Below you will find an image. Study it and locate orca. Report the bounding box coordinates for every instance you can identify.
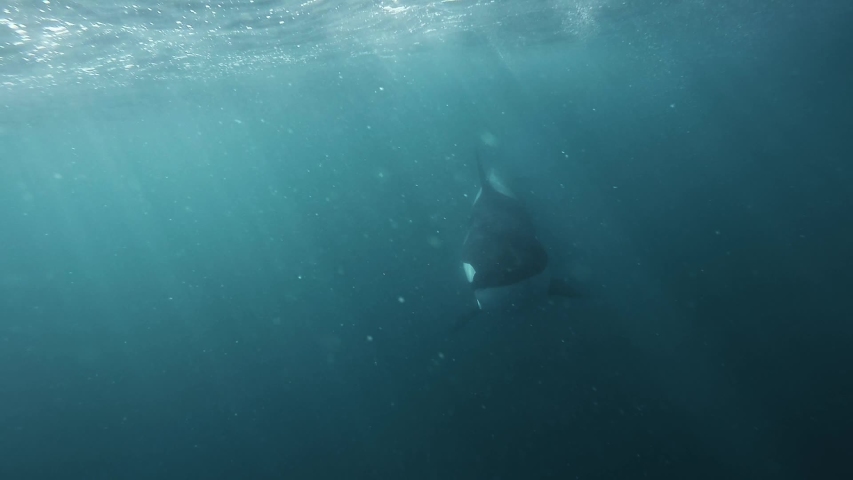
[455,151,578,329]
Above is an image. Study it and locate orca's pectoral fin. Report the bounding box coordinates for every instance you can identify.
[450,307,482,334]
[548,277,584,299]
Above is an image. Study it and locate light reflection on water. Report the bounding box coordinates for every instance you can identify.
[0,0,605,92]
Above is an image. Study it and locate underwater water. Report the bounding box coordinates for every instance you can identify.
[1,0,852,478]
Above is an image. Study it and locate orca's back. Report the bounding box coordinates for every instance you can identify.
[462,156,549,291]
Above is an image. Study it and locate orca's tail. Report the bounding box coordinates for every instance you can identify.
[548,277,584,298]
[475,148,488,188]
[450,307,481,334]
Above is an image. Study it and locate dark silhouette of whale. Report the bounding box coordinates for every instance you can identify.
[456,151,578,327]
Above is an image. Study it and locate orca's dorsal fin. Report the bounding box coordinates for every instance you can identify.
[474,149,516,200]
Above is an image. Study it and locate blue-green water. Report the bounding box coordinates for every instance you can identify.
[1,1,852,478]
